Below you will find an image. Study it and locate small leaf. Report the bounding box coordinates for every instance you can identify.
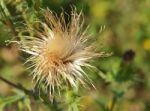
[0,95,23,111]
[24,97,32,111]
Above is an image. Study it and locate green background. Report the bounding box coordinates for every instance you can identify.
[0,0,150,111]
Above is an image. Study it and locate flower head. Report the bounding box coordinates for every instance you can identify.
[17,9,104,97]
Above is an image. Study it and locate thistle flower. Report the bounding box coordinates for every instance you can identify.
[17,9,105,98]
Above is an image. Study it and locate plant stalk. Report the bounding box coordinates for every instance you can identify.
[0,76,63,111]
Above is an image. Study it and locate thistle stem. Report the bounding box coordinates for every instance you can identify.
[0,76,32,94]
[0,76,63,111]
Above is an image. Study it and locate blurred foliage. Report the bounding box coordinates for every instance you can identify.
[0,0,150,111]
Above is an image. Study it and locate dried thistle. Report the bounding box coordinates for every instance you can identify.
[15,9,105,98]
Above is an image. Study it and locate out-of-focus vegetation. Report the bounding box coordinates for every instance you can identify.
[0,0,150,111]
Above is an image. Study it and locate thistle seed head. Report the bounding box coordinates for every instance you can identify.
[17,9,105,98]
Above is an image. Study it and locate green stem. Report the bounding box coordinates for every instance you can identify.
[0,4,18,36]
[0,76,32,95]
[109,96,117,111]
[0,76,63,111]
